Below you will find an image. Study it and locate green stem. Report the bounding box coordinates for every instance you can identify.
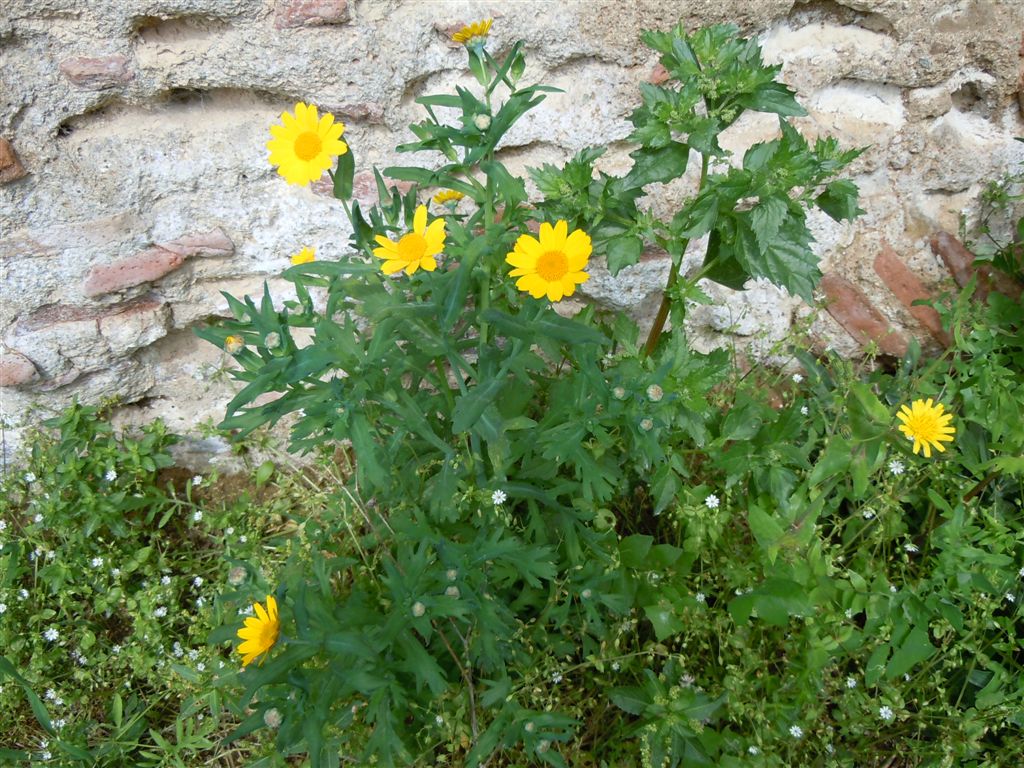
[643,154,710,356]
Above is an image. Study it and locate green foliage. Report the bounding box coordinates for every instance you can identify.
[190,19,1023,768]
[0,403,282,766]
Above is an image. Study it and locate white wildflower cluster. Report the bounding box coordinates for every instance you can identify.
[491,489,507,506]
[43,627,59,642]
[104,469,118,482]
[888,459,905,476]
[789,724,803,739]
[192,475,203,487]
[90,556,104,568]
[153,606,168,618]
[879,705,894,722]
[705,494,720,510]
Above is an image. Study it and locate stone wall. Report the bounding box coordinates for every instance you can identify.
[2,0,1023,464]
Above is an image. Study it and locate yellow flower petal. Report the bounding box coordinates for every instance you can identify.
[267,102,347,187]
[506,221,591,302]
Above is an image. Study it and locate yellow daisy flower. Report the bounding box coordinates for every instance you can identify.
[452,18,492,46]
[432,189,465,205]
[290,246,315,265]
[224,335,244,354]
[896,398,956,458]
[506,220,591,302]
[236,595,280,667]
[267,102,347,186]
[373,205,446,275]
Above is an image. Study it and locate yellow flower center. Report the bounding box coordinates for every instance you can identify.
[397,232,427,261]
[293,131,323,161]
[536,250,569,282]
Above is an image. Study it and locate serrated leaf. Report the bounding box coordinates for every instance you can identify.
[604,234,643,275]
[609,686,648,715]
[815,179,863,222]
[750,196,788,250]
[619,534,653,569]
[623,142,690,189]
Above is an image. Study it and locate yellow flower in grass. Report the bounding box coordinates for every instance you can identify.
[237,595,280,667]
[373,205,446,275]
[452,18,492,46]
[896,398,956,458]
[290,246,315,265]
[267,102,347,186]
[506,220,591,302]
[432,189,465,205]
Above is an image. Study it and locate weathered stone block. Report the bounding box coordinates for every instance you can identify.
[274,0,349,29]
[0,349,39,387]
[59,55,133,89]
[820,273,909,357]
[0,138,27,183]
[83,247,184,298]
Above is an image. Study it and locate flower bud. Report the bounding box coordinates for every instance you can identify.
[639,418,654,432]
[646,384,664,402]
[473,113,491,131]
[263,708,282,729]
[224,335,244,354]
[446,568,458,581]
[263,332,281,350]
[612,386,626,400]
[227,566,247,586]
[412,601,426,617]
[445,586,460,599]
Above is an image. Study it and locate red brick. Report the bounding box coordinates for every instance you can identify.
[0,138,27,184]
[160,228,234,258]
[275,0,349,28]
[83,247,183,298]
[59,55,133,89]
[873,243,951,347]
[820,273,909,357]
[0,349,38,387]
[930,231,1023,302]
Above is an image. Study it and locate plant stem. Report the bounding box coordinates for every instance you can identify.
[643,154,710,356]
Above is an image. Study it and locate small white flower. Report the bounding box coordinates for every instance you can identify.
[862,508,875,520]
[611,661,620,671]
[800,405,809,415]
[225,527,235,535]
[160,575,171,585]
[192,576,203,587]
[1005,593,1015,603]
[104,469,117,482]
[551,672,563,684]
[53,718,66,729]
[1019,566,1024,578]
[111,568,121,577]
[846,677,857,689]
[789,724,803,739]
[826,743,835,755]
[903,673,911,681]
[188,649,199,660]
[0,520,6,531]
[153,606,167,618]
[435,714,444,726]
[173,642,184,658]
[197,662,205,672]
[33,513,43,524]
[239,535,247,543]
[845,608,854,619]
[695,592,706,604]
[890,585,898,593]
[45,550,54,560]
[43,627,59,642]
[748,746,760,755]
[889,459,905,476]
[792,373,804,384]
[191,475,202,487]
[192,511,202,522]
[90,556,104,568]
[0,603,6,615]
[77,655,87,666]
[195,597,206,607]
[580,588,592,599]
[24,472,36,483]
[904,543,918,553]
[879,705,894,721]
[491,489,507,506]
[40,751,52,761]
[705,494,720,510]
[45,688,57,700]
[112,645,121,654]
[18,588,29,600]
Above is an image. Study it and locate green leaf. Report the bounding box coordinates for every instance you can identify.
[749,195,789,251]
[254,460,275,486]
[737,82,806,117]
[333,148,355,200]
[609,686,648,715]
[623,142,690,189]
[619,534,654,569]
[815,179,864,222]
[808,437,852,486]
[452,378,506,434]
[886,626,935,680]
[747,505,785,561]
[604,234,643,275]
[643,603,685,640]
[864,643,891,686]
